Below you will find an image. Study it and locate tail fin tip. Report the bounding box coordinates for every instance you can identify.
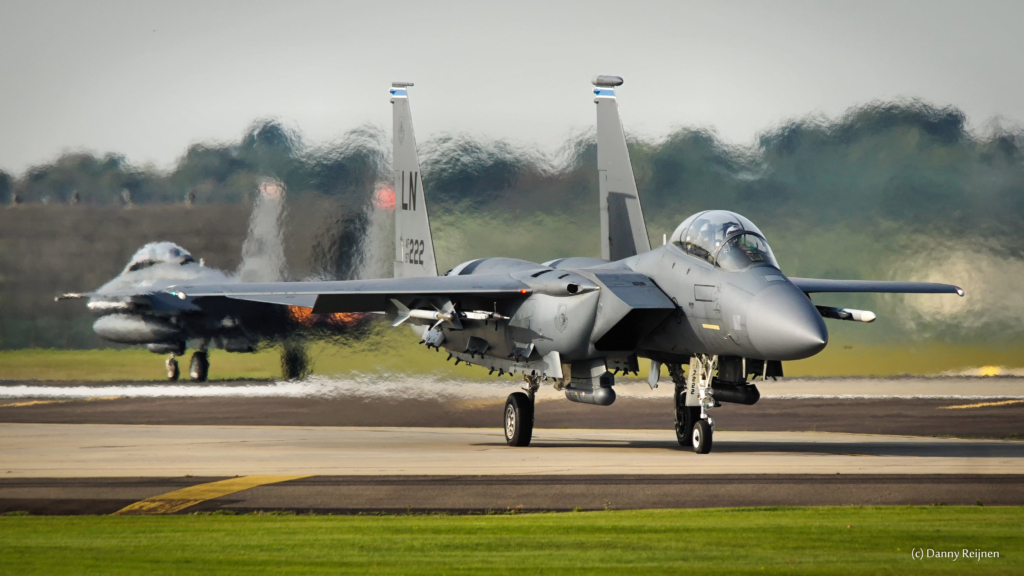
[592,75,624,87]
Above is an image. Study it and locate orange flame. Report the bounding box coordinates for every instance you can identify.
[287,306,365,329]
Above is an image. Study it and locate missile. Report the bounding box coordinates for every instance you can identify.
[460,310,510,322]
[816,306,876,323]
[391,306,453,327]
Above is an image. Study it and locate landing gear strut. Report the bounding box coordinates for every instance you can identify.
[670,355,718,454]
[669,364,699,447]
[165,354,180,381]
[189,351,209,382]
[504,375,540,447]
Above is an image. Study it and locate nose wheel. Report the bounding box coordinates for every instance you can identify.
[692,419,713,454]
[670,360,716,454]
[673,378,700,447]
[165,355,180,381]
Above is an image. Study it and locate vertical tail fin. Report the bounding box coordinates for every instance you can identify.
[391,83,438,278]
[593,76,651,261]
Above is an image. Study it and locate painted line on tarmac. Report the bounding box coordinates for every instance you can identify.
[941,399,1024,410]
[113,475,311,515]
[0,396,122,408]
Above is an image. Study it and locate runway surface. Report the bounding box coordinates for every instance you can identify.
[2,377,1022,514]
[6,423,1024,477]
[2,377,1023,438]
[3,474,1023,515]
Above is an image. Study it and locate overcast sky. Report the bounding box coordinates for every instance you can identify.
[1,0,1022,174]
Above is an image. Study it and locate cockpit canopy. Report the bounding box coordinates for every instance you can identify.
[669,210,779,270]
[121,242,196,275]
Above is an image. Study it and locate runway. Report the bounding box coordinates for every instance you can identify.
[4,424,1024,477]
[2,423,1024,514]
[2,377,1024,438]
[3,474,1023,515]
[2,377,1023,514]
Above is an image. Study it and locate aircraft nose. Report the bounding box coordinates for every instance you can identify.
[746,283,828,360]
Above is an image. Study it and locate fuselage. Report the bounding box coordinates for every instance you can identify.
[427,211,827,369]
[85,243,287,353]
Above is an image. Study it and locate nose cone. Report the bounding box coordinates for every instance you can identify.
[746,283,828,360]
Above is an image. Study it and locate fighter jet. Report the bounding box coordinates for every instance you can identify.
[57,182,364,381]
[167,79,963,453]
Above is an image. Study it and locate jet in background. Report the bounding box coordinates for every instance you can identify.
[58,181,364,381]
[169,80,963,453]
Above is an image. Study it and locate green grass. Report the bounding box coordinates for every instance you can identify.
[0,507,1020,575]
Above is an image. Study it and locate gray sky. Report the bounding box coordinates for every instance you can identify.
[1,0,1022,174]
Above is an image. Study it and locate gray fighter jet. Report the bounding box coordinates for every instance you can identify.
[167,79,963,453]
[57,182,359,381]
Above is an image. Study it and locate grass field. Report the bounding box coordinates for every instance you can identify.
[0,507,1019,575]
[1,335,1023,381]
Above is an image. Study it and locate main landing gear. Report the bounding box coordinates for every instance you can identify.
[189,351,209,382]
[504,375,540,447]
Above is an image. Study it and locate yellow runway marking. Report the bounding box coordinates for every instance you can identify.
[701,324,720,330]
[941,399,1024,410]
[113,475,311,515]
[0,396,122,408]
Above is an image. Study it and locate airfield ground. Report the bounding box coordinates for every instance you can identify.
[1,376,1022,573]
[0,376,1022,515]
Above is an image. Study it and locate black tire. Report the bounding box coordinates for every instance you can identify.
[692,419,713,454]
[504,392,534,447]
[166,358,180,381]
[674,386,700,447]
[189,351,209,382]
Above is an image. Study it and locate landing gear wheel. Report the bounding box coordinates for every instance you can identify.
[189,351,209,382]
[692,419,713,454]
[674,386,700,447]
[504,392,534,447]
[165,357,180,381]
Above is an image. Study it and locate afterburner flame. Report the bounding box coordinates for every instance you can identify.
[287,306,364,329]
[373,184,395,211]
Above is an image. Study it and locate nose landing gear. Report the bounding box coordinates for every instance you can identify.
[670,355,718,454]
[165,354,180,381]
[670,364,700,447]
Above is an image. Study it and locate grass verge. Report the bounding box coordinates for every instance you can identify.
[0,507,1021,575]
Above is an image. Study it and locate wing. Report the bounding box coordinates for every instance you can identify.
[57,289,205,313]
[789,278,964,296]
[167,275,533,313]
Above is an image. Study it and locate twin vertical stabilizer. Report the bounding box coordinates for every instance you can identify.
[593,76,651,261]
[391,83,438,278]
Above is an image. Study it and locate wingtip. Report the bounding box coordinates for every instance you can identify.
[956,287,965,297]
